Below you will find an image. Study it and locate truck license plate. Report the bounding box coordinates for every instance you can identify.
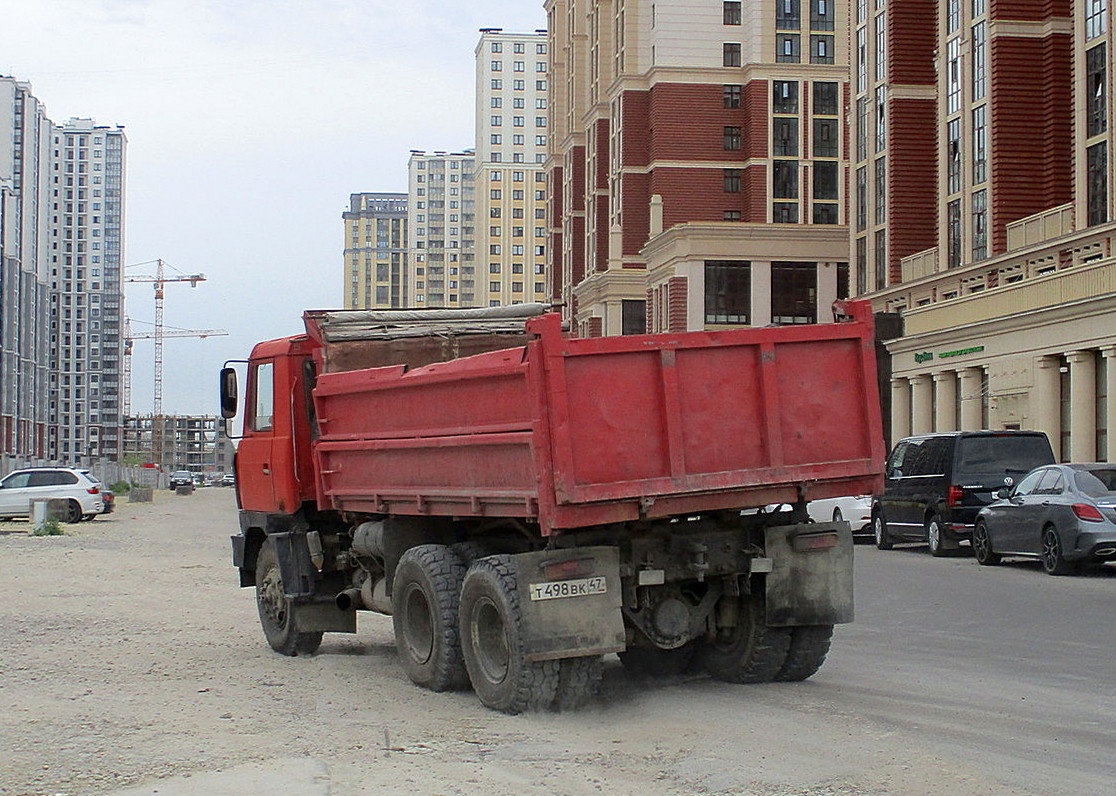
[529,576,607,601]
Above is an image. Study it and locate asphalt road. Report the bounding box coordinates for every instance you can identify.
[2,490,1113,795]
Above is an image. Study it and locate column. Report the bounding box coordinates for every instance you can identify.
[910,374,933,436]
[958,367,984,431]
[891,378,912,445]
[816,262,839,323]
[933,371,958,432]
[1032,355,1062,459]
[750,261,772,326]
[1105,348,1116,462]
[1068,350,1096,462]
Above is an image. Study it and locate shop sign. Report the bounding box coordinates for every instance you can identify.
[914,345,985,364]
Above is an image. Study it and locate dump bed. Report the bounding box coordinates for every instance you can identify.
[310,303,885,534]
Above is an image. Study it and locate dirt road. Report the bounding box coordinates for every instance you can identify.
[0,488,1078,795]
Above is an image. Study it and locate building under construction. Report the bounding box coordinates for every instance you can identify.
[122,414,234,475]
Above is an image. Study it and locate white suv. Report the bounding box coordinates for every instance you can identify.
[0,467,105,523]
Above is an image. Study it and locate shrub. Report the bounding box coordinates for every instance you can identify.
[110,480,132,495]
[33,518,65,537]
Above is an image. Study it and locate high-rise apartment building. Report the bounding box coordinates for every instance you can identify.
[0,77,54,460]
[475,29,552,307]
[858,1,1116,461]
[546,0,851,336]
[50,119,127,462]
[342,192,408,309]
[407,150,477,306]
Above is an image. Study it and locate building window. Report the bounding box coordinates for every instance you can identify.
[724,1,742,25]
[773,161,798,198]
[723,43,742,67]
[972,105,987,184]
[491,60,502,71]
[972,189,987,261]
[1086,0,1107,39]
[771,262,817,324]
[856,98,868,161]
[622,300,647,335]
[946,37,962,114]
[875,14,886,81]
[811,0,834,31]
[874,158,886,225]
[724,210,742,221]
[856,28,867,93]
[723,168,742,192]
[773,202,799,223]
[491,42,502,53]
[810,35,834,64]
[1088,142,1108,226]
[813,161,838,200]
[947,0,961,32]
[1088,44,1107,138]
[705,260,751,324]
[773,80,798,113]
[814,118,838,157]
[856,167,867,231]
[875,86,886,151]
[874,231,887,289]
[774,118,798,156]
[856,237,867,294]
[972,21,987,100]
[813,82,838,115]
[947,199,962,269]
[776,34,801,63]
[776,0,801,29]
[813,203,839,224]
[724,84,742,108]
[724,126,742,150]
[947,118,961,195]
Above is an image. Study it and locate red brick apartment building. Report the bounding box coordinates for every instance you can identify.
[544,0,852,336]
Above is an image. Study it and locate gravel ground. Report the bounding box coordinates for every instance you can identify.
[0,488,1039,795]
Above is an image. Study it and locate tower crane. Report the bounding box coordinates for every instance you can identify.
[124,259,226,466]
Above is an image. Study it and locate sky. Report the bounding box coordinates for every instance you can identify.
[0,0,547,415]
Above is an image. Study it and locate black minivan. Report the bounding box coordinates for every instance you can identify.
[872,431,1056,556]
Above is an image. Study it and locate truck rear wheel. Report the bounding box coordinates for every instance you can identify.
[773,625,834,682]
[700,594,790,684]
[255,538,323,657]
[459,555,559,714]
[553,655,604,711]
[391,544,470,692]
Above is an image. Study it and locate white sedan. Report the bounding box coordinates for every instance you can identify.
[808,495,873,539]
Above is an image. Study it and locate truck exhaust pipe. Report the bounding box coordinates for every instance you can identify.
[336,589,364,611]
[336,576,392,615]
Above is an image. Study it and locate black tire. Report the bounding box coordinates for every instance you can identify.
[391,544,470,692]
[1041,526,1076,576]
[451,540,494,567]
[873,513,893,550]
[972,520,1001,566]
[774,625,834,682]
[65,500,83,524]
[459,555,559,714]
[926,514,949,557]
[553,655,604,711]
[618,644,698,678]
[699,593,791,684]
[255,538,323,656]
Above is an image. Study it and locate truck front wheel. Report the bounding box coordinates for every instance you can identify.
[391,544,470,692]
[255,538,323,656]
[700,594,790,684]
[459,555,559,714]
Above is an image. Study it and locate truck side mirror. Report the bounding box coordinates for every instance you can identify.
[220,367,238,419]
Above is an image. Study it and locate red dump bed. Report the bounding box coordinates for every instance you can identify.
[311,305,885,534]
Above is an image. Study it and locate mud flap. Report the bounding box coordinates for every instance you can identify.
[764,522,854,626]
[512,546,626,662]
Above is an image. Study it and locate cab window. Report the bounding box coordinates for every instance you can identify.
[250,361,274,432]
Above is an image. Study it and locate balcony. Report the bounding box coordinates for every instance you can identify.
[900,247,939,282]
[1006,203,1074,252]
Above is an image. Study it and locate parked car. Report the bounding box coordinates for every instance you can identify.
[168,470,195,490]
[220,473,236,487]
[872,431,1056,556]
[974,463,1116,575]
[78,469,113,516]
[0,467,105,523]
[808,495,873,540]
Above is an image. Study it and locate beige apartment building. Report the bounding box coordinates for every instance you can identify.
[546,0,852,336]
[475,29,552,307]
[342,192,407,309]
[859,0,1116,461]
[407,150,477,307]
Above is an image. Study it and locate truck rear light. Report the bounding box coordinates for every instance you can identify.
[1071,503,1105,522]
[947,485,964,507]
[793,531,839,552]
[541,557,594,580]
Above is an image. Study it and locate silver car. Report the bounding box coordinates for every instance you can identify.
[0,467,105,523]
[973,463,1116,575]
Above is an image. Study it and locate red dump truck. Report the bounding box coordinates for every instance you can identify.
[222,302,884,713]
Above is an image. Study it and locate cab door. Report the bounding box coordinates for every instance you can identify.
[236,359,277,512]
